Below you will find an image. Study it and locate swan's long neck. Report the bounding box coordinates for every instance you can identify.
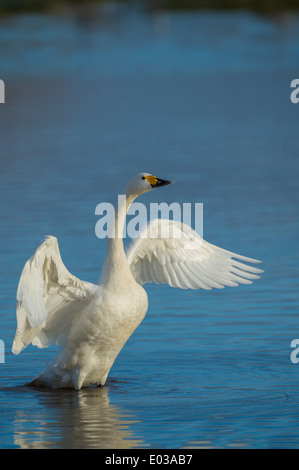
[100,191,136,284]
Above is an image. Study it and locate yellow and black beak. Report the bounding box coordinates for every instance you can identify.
[144,175,173,188]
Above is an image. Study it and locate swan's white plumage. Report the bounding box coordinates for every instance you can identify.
[12,173,263,389]
[12,235,96,356]
[126,219,262,290]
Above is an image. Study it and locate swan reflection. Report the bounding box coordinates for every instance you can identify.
[13,384,145,449]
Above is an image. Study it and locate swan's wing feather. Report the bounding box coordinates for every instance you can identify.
[126,219,263,289]
[12,236,96,355]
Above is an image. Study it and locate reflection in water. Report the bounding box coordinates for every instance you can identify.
[13,386,145,449]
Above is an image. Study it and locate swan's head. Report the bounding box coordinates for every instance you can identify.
[126,173,173,198]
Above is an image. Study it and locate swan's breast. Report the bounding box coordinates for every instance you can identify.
[91,280,148,340]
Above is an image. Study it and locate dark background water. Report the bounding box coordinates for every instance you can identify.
[0,3,299,448]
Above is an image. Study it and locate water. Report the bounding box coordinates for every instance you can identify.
[1,5,299,449]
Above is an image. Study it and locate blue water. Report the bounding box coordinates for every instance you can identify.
[1,5,299,448]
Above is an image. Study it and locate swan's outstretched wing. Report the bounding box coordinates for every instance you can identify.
[126,219,263,289]
[12,236,97,355]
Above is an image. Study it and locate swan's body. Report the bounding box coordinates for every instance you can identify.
[12,173,263,389]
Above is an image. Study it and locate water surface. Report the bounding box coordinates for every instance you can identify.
[0,7,299,448]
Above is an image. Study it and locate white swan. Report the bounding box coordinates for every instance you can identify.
[12,173,263,389]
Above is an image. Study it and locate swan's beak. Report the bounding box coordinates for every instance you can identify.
[151,178,173,188]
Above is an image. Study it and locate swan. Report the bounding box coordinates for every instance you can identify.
[12,173,263,390]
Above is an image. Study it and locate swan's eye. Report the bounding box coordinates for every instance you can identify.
[142,176,145,180]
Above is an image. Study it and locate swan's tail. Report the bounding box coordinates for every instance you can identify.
[26,362,79,389]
